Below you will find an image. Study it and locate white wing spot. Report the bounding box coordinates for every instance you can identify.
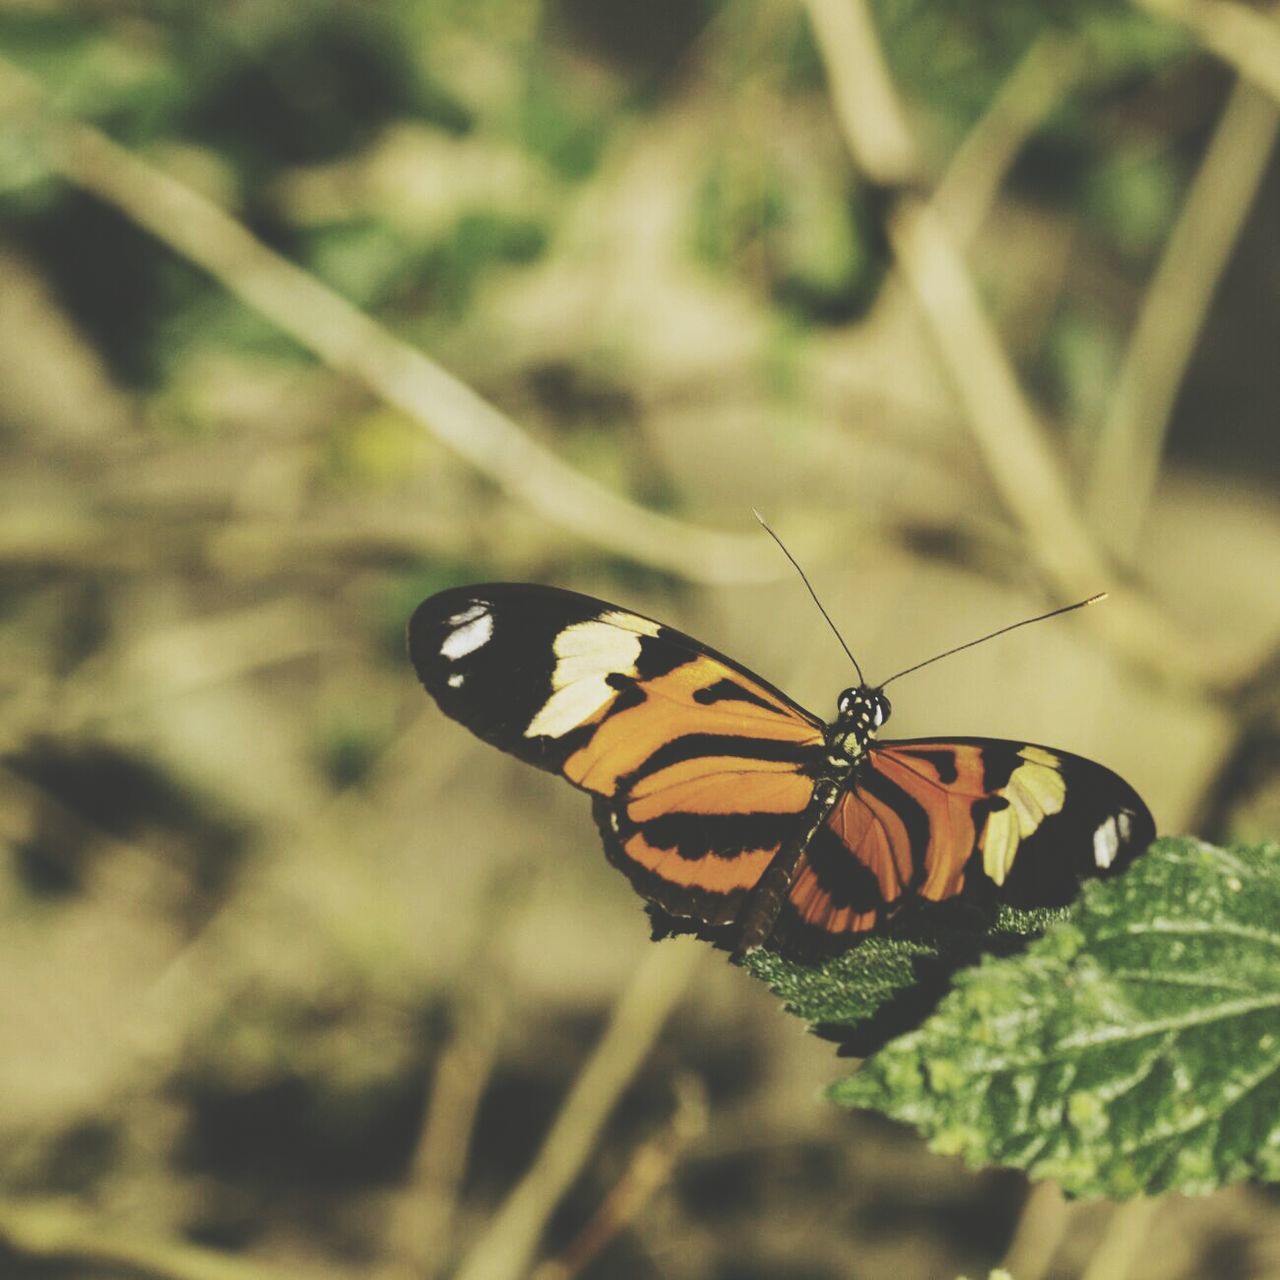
[447,672,465,688]
[525,616,646,738]
[440,610,493,660]
[1093,815,1120,869]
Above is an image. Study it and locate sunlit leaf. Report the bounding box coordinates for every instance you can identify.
[832,839,1280,1198]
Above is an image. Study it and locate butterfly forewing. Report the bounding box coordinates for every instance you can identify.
[410,584,828,932]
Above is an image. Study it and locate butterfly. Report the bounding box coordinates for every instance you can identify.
[407,582,1155,961]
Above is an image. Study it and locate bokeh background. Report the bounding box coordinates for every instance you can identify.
[1,1,1279,1277]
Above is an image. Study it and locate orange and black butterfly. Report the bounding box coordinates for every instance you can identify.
[408,583,1154,961]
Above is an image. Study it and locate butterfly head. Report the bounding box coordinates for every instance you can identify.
[831,686,891,758]
[837,686,891,728]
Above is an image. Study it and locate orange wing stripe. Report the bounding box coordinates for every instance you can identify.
[637,660,807,720]
[622,833,777,892]
[626,756,813,821]
[879,743,988,795]
[563,662,823,795]
[870,749,981,901]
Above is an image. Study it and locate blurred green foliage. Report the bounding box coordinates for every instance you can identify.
[0,0,1218,415]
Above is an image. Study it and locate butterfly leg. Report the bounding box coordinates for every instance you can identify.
[733,777,846,958]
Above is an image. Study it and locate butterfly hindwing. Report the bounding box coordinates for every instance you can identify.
[773,738,1156,954]
[770,799,895,956]
[409,584,828,931]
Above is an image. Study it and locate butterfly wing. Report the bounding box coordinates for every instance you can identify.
[773,738,1155,954]
[411,588,1156,958]
[409,584,828,930]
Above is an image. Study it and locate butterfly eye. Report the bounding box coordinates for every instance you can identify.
[872,693,891,727]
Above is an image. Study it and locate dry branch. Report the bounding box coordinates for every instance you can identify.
[1088,77,1280,555]
[1133,0,1280,101]
[803,0,1217,689]
[933,33,1087,250]
[529,1074,707,1280]
[452,942,700,1280]
[0,54,776,587]
[0,1198,304,1280]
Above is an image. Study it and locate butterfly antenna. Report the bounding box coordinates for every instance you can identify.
[753,509,865,685]
[879,593,1108,688]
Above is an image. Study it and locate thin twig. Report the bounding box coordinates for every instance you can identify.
[803,0,1215,688]
[395,986,504,1280]
[999,1182,1070,1280]
[452,941,700,1280]
[802,0,921,184]
[887,197,1113,599]
[933,33,1087,250]
[1088,76,1280,556]
[0,54,777,586]
[1079,1198,1164,1280]
[1132,0,1280,102]
[0,1198,303,1280]
[804,0,1105,594]
[1188,629,1280,833]
[529,1073,707,1280]
[380,871,528,1280]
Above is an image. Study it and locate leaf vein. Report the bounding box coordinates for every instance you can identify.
[1055,993,1280,1052]
[1116,1045,1280,1158]
[1095,920,1280,951]
[1105,968,1264,994]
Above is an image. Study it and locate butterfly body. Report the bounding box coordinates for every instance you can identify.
[409,583,1154,961]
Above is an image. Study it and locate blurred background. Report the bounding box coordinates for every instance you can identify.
[1,1,1278,1277]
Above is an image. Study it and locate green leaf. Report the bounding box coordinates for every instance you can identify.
[744,903,1068,1056]
[744,936,937,1036]
[831,839,1280,1198]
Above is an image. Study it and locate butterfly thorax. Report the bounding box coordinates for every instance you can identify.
[825,686,892,770]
